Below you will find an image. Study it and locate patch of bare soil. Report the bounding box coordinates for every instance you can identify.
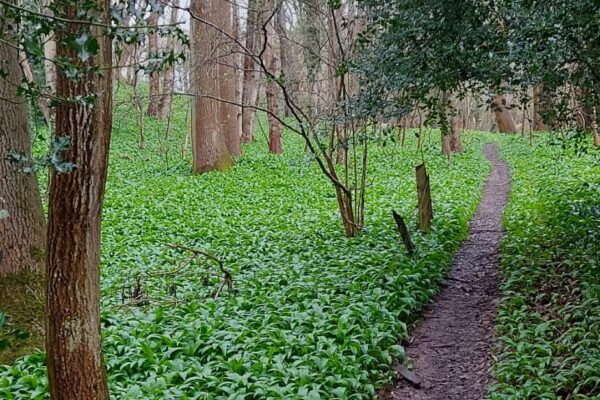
[386,143,509,400]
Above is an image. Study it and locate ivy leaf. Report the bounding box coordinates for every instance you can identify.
[74,32,99,62]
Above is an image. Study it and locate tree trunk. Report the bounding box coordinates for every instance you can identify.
[45,2,112,398]
[241,0,262,143]
[532,84,546,131]
[42,0,56,127]
[19,52,52,128]
[302,0,321,120]
[233,1,243,142]
[275,4,292,118]
[264,2,282,155]
[146,12,161,117]
[441,131,452,156]
[492,95,517,133]
[450,113,463,152]
[219,0,242,156]
[157,0,180,118]
[0,25,46,276]
[191,0,234,173]
[592,106,600,148]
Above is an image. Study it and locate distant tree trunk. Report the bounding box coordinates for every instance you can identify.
[449,97,463,152]
[264,1,282,155]
[241,0,262,142]
[19,52,52,127]
[492,95,517,133]
[302,0,321,120]
[146,11,161,117]
[157,0,179,118]
[219,0,242,156]
[441,131,452,156]
[275,4,292,118]
[233,1,243,141]
[592,106,600,148]
[42,0,56,127]
[532,84,546,131]
[191,0,234,173]
[0,26,46,276]
[45,1,112,399]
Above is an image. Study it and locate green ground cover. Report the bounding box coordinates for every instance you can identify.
[490,136,600,399]
[0,92,489,398]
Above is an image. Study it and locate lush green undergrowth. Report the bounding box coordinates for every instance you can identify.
[1,91,489,399]
[490,136,600,399]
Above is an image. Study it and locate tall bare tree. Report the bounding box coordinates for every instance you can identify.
[45,1,113,397]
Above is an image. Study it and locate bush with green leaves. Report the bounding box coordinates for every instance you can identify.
[489,136,600,399]
[0,90,490,398]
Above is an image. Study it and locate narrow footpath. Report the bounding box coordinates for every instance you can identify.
[389,143,510,400]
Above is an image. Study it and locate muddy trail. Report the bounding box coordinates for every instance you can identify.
[387,143,510,400]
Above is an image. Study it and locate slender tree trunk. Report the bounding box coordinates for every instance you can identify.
[42,0,56,127]
[191,0,234,173]
[233,1,243,141]
[533,84,547,131]
[449,97,463,152]
[45,1,112,399]
[275,4,292,117]
[157,0,179,118]
[0,25,46,275]
[592,106,600,148]
[492,95,517,133]
[241,0,262,142]
[219,0,242,156]
[146,12,161,117]
[303,0,321,120]
[264,1,282,154]
[19,52,52,127]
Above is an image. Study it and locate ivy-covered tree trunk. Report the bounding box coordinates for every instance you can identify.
[146,11,161,117]
[191,0,234,173]
[45,1,112,398]
[0,21,46,276]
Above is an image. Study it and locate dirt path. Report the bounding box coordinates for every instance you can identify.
[387,143,509,400]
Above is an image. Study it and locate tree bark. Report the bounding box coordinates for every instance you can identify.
[157,0,180,118]
[191,0,234,173]
[45,1,112,398]
[146,11,161,117]
[592,106,600,148]
[241,0,262,142]
[275,4,292,118]
[42,0,56,128]
[492,95,517,133]
[0,22,46,276]
[219,0,242,156]
[264,1,282,155]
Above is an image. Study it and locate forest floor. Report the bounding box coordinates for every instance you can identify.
[387,143,509,400]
